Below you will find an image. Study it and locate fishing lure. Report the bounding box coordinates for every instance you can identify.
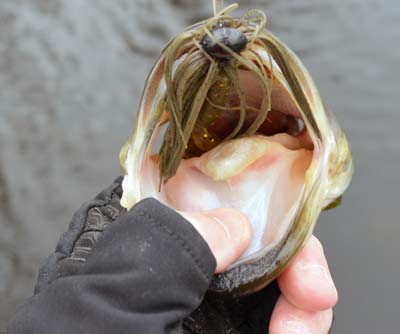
[119,0,353,295]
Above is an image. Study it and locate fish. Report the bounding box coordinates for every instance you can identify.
[119,0,353,295]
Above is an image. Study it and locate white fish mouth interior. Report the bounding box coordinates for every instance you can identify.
[141,69,314,267]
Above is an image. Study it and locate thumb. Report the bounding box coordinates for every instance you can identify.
[179,209,252,273]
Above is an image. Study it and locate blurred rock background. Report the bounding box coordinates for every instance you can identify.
[0,0,398,332]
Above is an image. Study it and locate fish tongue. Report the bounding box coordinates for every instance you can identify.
[194,134,306,181]
[195,135,286,181]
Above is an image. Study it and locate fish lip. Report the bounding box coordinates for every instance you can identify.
[209,238,286,295]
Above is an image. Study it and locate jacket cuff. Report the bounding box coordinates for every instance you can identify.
[130,198,216,282]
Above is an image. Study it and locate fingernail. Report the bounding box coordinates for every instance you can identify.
[297,262,335,288]
[318,308,334,323]
[181,209,251,273]
[205,209,250,243]
[280,319,312,334]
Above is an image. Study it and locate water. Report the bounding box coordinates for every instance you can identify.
[0,0,398,332]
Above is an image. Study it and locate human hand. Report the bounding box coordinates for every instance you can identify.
[181,209,337,334]
[25,178,335,334]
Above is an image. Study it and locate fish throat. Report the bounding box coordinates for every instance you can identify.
[159,27,279,184]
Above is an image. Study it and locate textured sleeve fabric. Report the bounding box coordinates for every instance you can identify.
[7,198,216,334]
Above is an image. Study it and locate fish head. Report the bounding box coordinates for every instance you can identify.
[119,4,353,295]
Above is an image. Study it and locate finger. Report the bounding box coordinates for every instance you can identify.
[269,295,333,334]
[179,208,252,273]
[278,235,338,312]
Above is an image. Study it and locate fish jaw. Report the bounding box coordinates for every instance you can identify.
[139,134,312,265]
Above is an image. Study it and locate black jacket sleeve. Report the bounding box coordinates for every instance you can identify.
[6,186,216,333]
[6,177,282,334]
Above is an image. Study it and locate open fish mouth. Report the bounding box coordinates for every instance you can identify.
[119,3,353,295]
[141,69,313,267]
